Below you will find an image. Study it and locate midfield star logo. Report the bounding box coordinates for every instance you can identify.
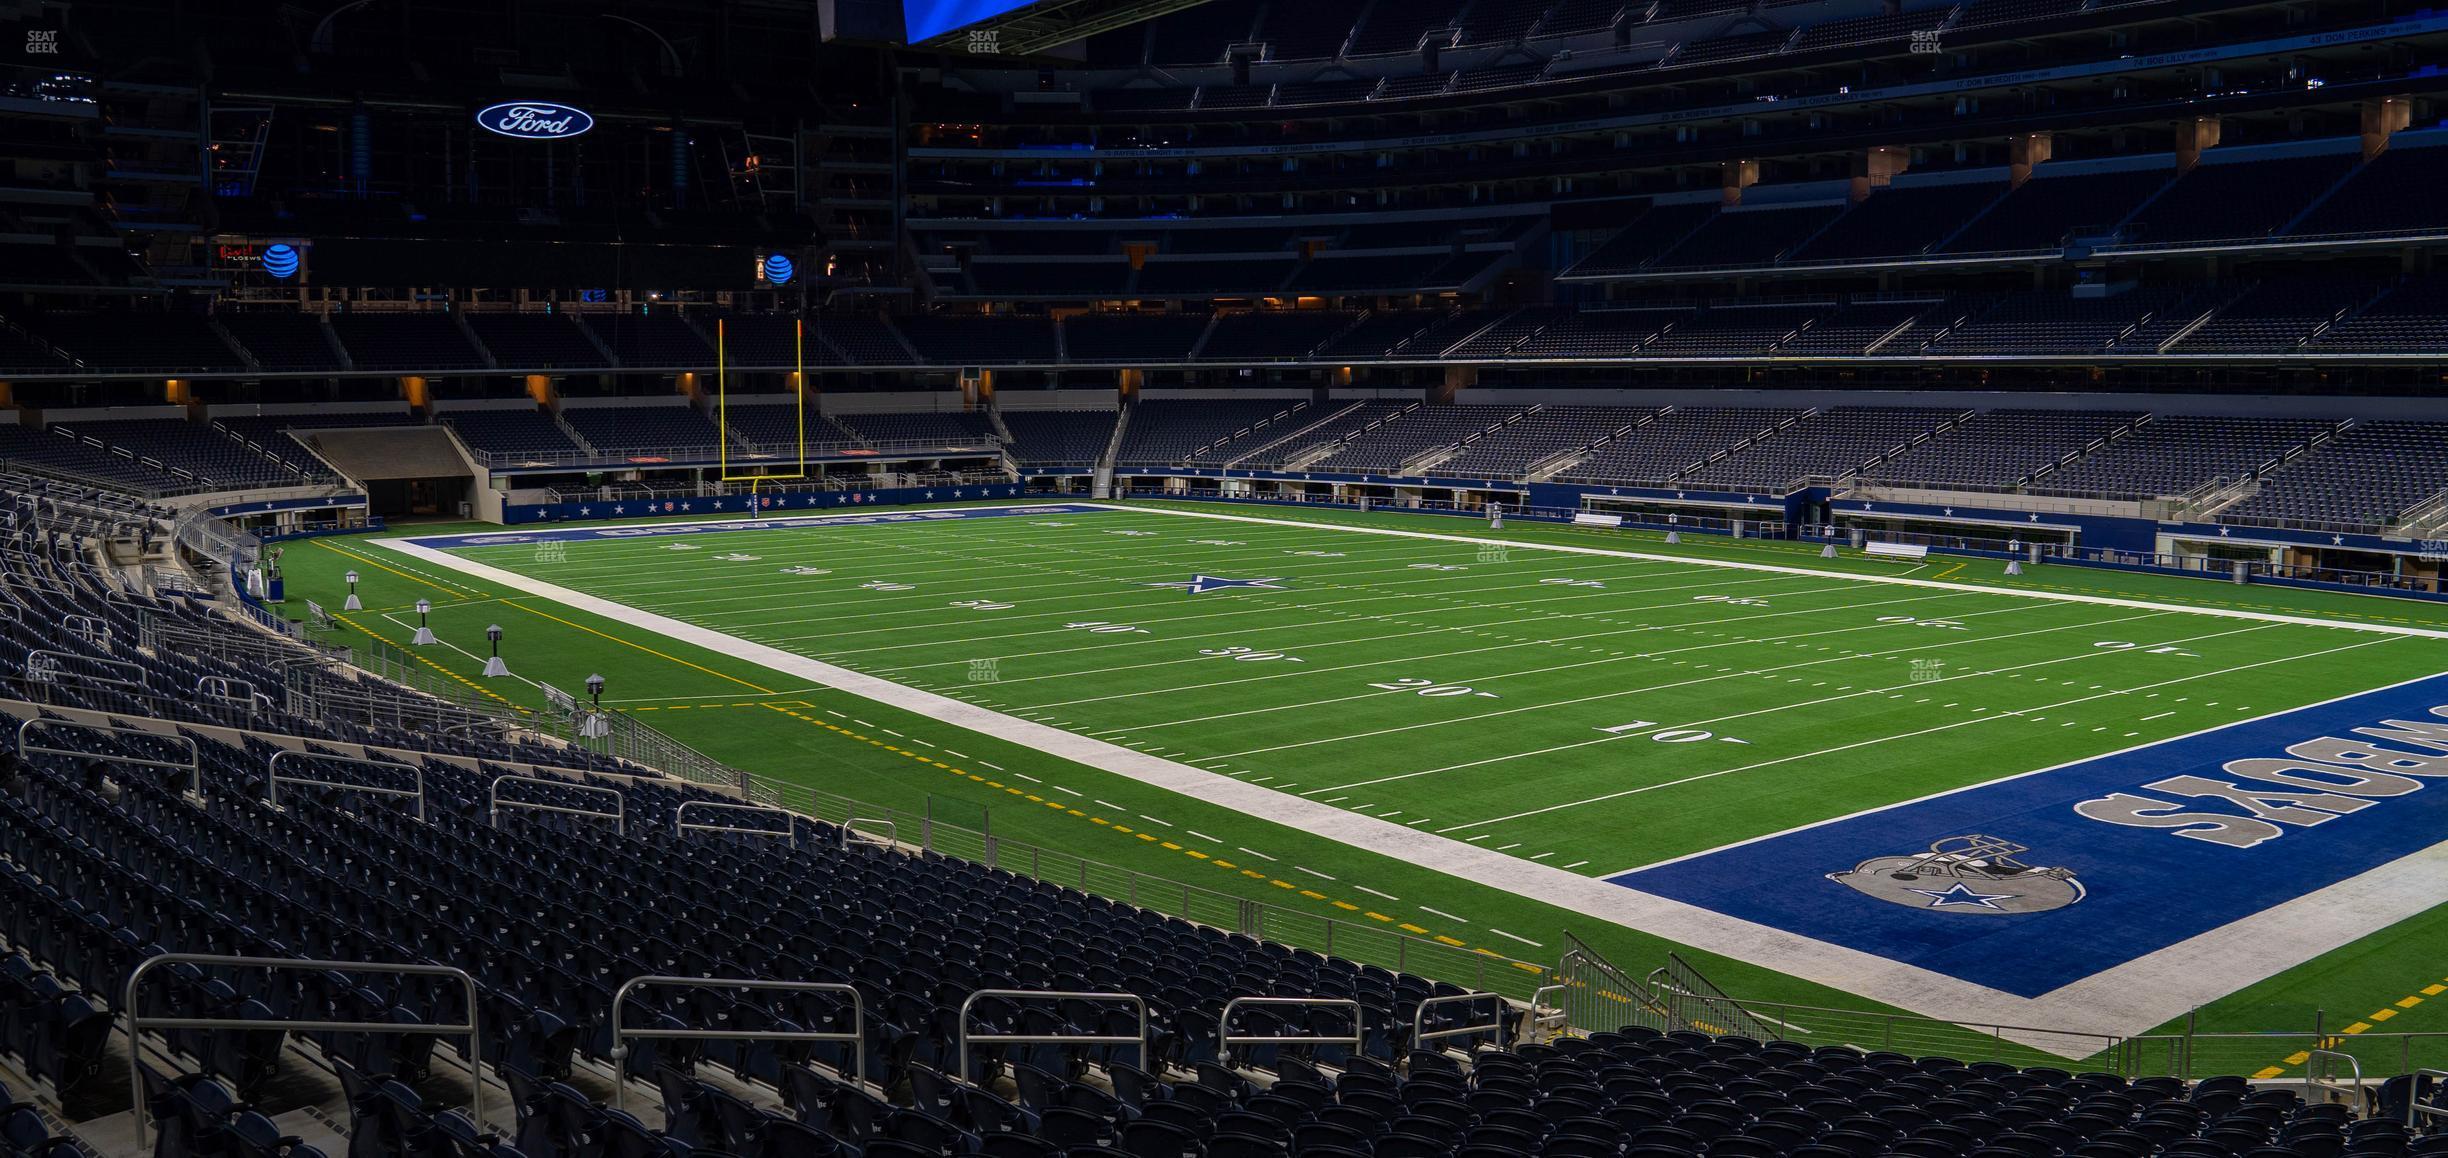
[1149,575,1289,595]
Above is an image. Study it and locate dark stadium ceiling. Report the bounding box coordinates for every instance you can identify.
[909,0,1218,55]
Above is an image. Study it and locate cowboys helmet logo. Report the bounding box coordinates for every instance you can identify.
[1828,835,2085,915]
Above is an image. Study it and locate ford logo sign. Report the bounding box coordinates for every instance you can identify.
[476,102,594,141]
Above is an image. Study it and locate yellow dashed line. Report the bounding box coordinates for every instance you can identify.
[503,598,774,693]
[335,613,523,709]
[754,701,1536,970]
[314,540,486,598]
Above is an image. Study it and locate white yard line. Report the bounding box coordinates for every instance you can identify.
[1083,504,2448,641]
[1450,630,2369,837]
[1054,578,1960,723]
[1210,600,2174,760]
[1322,616,2260,801]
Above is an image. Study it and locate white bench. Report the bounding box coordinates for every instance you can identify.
[1863,541,1930,560]
[1572,512,1625,528]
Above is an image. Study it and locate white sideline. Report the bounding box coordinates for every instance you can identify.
[1078,503,2448,640]
[376,507,2448,1055]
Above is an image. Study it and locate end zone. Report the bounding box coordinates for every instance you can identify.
[1619,671,2448,999]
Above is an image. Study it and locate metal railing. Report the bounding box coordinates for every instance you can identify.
[2411,1069,2448,1130]
[464,435,1005,471]
[1526,984,1570,1044]
[955,989,1147,1082]
[1413,992,1507,1054]
[1217,997,1364,1068]
[15,716,198,776]
[266,749,426,821]
[489,774,625,834]
[2308,1048,2364,1106]
[1647,951,1778,1041]
[608,975,868,1108]
[340,630,747,788]
[1657,992,2136,1069]
[842,816,898,847]
[125,954,482,1152]
[675,799,805,845]
[2116,1028,2448,1083]
[1547,933,1677,1037]
[738,773,1547,999]
[23,648,147,691]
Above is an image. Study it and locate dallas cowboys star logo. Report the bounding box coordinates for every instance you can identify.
[1903,882,2021,910]
[1151,575,1289,595]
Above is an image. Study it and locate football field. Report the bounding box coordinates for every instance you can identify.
[300,500,2448,1063]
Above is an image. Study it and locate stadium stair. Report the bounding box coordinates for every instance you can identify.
[454,313,501,371]
[1220,400,1372,468]
[1184,312,1224,361]
[205,320,262,373]
[314,317,353,373]
[1526,410,1658,481]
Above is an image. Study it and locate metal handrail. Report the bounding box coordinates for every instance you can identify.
[23,648,148,689]
[2411,1069,2448,1130]
[843,816,898,847]
[1412,992,1507,1055]
[267,748,426,822]
[1217,997,1364,1067]
[607,975,868,1108]
[955,989,1148,1081]
[489,774,625,834]
[675,799,802,846]
[61,613,109,647]
[15,716,199,774]
[125,954,482,1152]
[2307,1048,2364,1105]
[1526,984,1570,1044]
[196,675,260,704]
[462,435,1006,471]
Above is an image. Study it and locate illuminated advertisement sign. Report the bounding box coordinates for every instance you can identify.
[475,102,595,141]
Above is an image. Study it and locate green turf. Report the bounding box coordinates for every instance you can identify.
[270,500,2448,1073]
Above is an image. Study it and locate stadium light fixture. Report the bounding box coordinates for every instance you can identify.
[585,673,604,707]
[483,623,509,677]
[343,569,362,611]
[412,598,436,645]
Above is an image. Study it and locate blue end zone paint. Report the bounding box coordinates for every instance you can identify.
[406,504,1110,551]
[1616,674,2448,997]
